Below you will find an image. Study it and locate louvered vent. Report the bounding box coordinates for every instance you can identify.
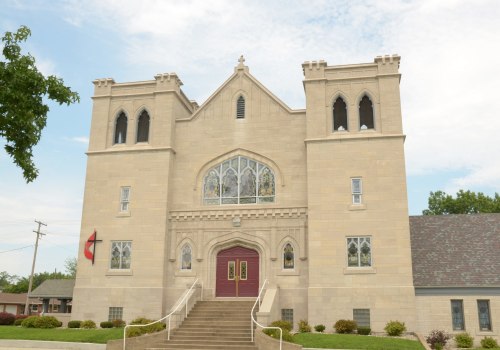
[236,96,245,118]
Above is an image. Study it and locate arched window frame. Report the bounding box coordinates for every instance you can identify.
[332,95,349,132]
[180,244,192,270]
[114,111,128,144]
[136,109,150,143]
[202,156,275,205]
[236,95,245,119]
[283,242,295,270]
[358,93,375,130]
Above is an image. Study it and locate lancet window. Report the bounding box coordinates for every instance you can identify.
[203,156,275,205]
[333,97,348,131]
[114,112,127,144]
[236,95,245,118]
[283,243,294,269]
[181,244,192,270]
[359,95,374,130]
[136,110,150,143]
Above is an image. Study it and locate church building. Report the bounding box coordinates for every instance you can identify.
[72,55,498,341]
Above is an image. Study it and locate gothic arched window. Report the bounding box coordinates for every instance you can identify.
[114,112,127,144]
[236,95,245,119]
[181,244,192,270]
[136,110,150,143]
[283,243,294,269]
[359,95,374,130]
[333,97,348,131]
[203,156,275,205]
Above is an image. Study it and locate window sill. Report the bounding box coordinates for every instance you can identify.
[117,211,131,217]
[175,270,196,277]
[349,204,366,211]
[106,269,133,276]
[343,267,376,275]
[477,331,497,336]
[277,270,300,276]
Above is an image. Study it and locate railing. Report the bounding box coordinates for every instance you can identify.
[251,279,282,350]
[123,278,201,350]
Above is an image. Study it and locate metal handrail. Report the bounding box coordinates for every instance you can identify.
[123,278,201,350]
[251,279,282,350]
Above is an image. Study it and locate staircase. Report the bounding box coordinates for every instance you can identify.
[146,300,258,350]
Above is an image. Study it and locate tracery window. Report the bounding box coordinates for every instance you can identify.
[203,156,275,205]
[136,110,150,143]
[114,112,127,144]
[181,244,192,270]
[347,237,371,267]
[283,243,294,269]
[359,95,374,130]
[333,97,348,131]
[236,95,245,118]
[110,241,132,269]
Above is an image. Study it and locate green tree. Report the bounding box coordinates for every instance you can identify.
[2,271,69,293]
[64,257,77,278]
[0,271,19,290]
[0,25,79,182]
[423,190,500,215]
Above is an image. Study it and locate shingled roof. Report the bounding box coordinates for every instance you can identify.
[410,214,500,288]
[30,279,75,299]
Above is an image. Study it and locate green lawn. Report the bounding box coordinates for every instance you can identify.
[293,333,426,350]
[0,326,123,344]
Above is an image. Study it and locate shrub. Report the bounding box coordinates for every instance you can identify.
[357,326,371,335]
[68,320,81,328]
[128,318,165,336]
[263,320,294,343]
[81,320,96,329]
[481,337,498,349]
[112,319,126,328]
[21,316,39,328]
[334,319,357,334]
[267,320,292,332]
[455,332,474,348]
[100,321,113,328]
[298,319,311,333]
[426,330,450,350]
[34,316,62,329]
[314,324,325,333]
[126,327,143,338]
[384,320,406,336]
[14,315,28,326]
[0,312,16,325]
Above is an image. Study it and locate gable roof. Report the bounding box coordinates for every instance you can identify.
[30,279,75,299]
[410,214,500,288]
[0,292,27,304]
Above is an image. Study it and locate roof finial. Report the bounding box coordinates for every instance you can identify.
[238,55,245,66]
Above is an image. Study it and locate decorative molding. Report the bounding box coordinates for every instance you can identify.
[169,207,307,222]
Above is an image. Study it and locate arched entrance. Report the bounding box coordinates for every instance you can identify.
[216,246,259,297]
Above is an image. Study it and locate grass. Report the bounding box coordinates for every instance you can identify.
[0,326,123,344]
[293,333,426,350]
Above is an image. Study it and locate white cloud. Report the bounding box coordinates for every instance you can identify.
[64,136,89,144]
[58,0,500,192]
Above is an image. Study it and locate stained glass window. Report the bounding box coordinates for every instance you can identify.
[283,243,294,269]
[228,261,235,280]
[477,300,491,331]
[347,237,371,267]
[114,112,127,144]
[451,300,465,330]
[203,156,275,205]
[181,244,192,270]
[110,241,132,269]
[240,261,247,280]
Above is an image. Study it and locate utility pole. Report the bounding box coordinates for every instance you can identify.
[24,220,46,315]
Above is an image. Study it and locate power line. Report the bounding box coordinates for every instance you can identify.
[24,220,46,315]
[0,245,33,254]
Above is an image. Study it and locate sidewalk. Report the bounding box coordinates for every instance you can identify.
[0,339,106,350]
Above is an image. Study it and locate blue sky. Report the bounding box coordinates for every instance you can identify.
[1,0,499,277]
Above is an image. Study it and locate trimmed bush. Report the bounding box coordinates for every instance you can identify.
[0,312,16,325]
[100,321,113,328]
[126,327,143,338]
[357,326,371,335]
[127,317,165,337]
[298,319,311,333]
[455,332,474,348]
[34,316,62,329]
[384,320,406,336]
[21,316,38,328]
[481,337,498,349]
[14,315,28,326]
[263,320,294,343]
[314,324,325,333]
[334,319,357,334]
[68,320,81,328]
[426,330,450,350]
[81,320,96,329]
[267,320,292,332]
[112,319,126,328]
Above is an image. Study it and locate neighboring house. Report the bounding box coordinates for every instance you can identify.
[0,292,27,315]
[410,214,500,341]
[70,55,498,342]
[30,279,74,314]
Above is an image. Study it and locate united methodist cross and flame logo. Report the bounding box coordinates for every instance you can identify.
[84,229,102,265]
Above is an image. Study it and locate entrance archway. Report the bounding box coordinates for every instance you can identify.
[216,246,259,297]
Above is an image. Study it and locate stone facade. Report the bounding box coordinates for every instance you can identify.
[74,55,425,335]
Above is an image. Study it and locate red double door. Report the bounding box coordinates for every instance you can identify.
[216,246,259,297]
